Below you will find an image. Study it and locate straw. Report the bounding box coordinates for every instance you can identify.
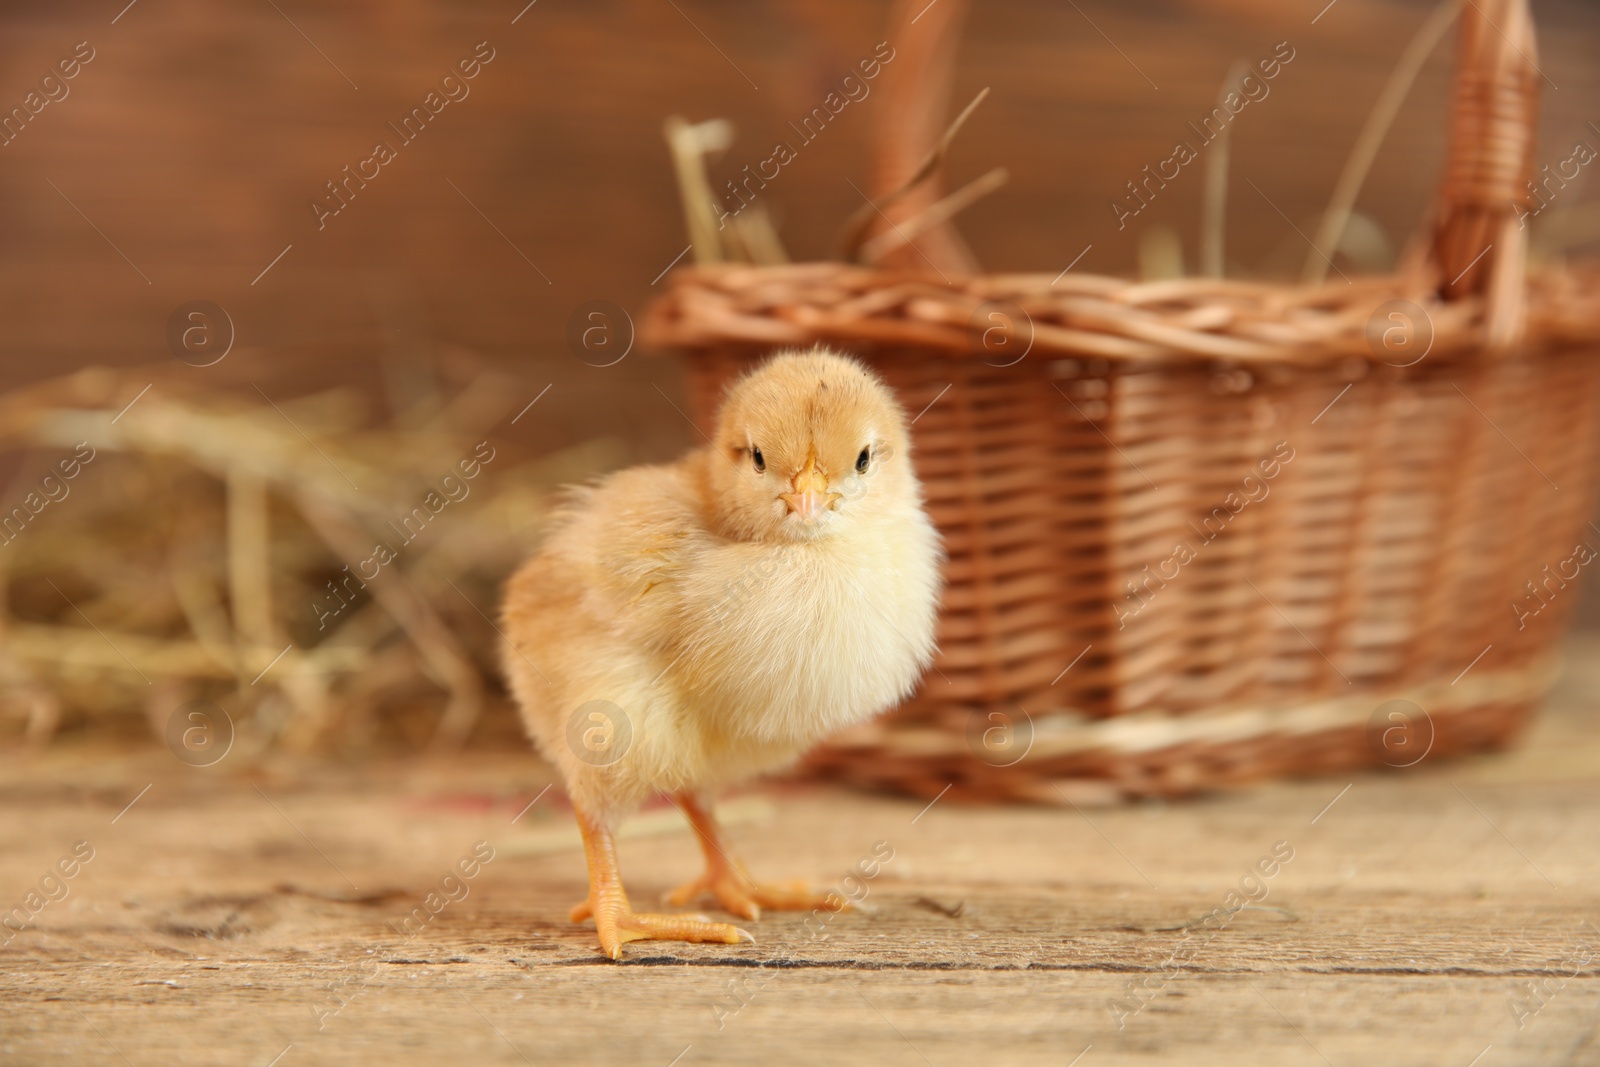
[1304,0,1462,284]
[1200,60,1248,279]
[0,363,621,754]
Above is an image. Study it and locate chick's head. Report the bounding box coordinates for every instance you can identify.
[708,348,917,542]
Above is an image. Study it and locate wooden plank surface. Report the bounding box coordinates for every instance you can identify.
[3,638,1600,1065]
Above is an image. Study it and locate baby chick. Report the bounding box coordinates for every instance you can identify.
[501,347,942,959]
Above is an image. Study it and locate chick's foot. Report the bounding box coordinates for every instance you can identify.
[572,807,753,959]
[594,904,753,960]
[669,791,849,920]
[571,894,752,957]
[666,870,844,921]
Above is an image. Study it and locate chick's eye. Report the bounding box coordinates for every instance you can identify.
[751,446,765,473]
[856,447,871,474]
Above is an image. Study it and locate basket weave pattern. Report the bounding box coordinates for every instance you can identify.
[647,268,1600,800]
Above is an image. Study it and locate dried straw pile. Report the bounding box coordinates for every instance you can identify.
[0,361,621,756]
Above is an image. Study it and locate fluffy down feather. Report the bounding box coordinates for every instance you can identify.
[500,347,942,824]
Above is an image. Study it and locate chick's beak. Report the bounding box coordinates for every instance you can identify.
[780,457,841,524]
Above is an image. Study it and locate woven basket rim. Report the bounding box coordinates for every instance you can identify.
[641,260,1600,367]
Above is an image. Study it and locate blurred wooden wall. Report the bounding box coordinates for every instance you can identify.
[0,0,1597,455]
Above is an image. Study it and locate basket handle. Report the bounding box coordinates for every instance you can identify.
[870,0,1542,330]
[1431,0,1541,344]
[867,0,978,274]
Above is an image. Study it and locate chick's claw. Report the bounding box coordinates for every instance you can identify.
[668,792,849,920]
[594,908,754,961]
[666,871,847,921]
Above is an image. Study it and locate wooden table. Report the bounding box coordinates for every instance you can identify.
[4,640,1598,1066]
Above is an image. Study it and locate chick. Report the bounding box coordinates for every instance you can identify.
[500,347,942,959]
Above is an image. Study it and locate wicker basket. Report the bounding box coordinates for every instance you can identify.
[642,0,1600,802]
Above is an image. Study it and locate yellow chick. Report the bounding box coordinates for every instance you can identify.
[500,347,942,959]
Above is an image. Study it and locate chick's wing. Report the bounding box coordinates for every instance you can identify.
[551,461,710,649]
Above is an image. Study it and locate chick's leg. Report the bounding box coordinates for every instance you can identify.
[667,793,846,920]
[570,807,752,960]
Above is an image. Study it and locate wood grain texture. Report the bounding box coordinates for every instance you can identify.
[2,636,1599,1065]
[1,0,1598,383]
